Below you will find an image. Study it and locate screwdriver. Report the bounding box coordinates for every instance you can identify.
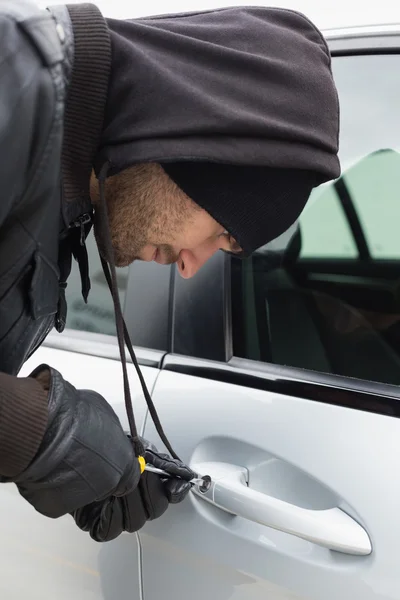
[145,464,212,492]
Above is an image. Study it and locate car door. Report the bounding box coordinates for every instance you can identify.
[0,232,166,600]
[138,31,400,600]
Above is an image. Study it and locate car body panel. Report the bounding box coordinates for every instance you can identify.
[139,365,400,600]
[0,335,160,600]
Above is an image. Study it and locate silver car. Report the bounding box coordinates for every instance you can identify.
[1,21,400,600]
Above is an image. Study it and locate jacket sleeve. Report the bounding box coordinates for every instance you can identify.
[0,1,57,477]
[0,372,48,478]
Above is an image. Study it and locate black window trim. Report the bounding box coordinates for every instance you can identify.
[325,24,400,54]
[162,353,400,418]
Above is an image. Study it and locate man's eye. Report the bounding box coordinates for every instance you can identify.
[219,231,242,254]
[219,231,232,245]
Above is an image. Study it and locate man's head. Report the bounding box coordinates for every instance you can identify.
[91,161,318,279]
[91,8,340,277]
[90,163,243,279]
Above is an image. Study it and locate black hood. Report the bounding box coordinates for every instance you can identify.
[97,6,340,181]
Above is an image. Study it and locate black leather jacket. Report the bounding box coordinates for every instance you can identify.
[0,1,110,477]
[0,1,65,374]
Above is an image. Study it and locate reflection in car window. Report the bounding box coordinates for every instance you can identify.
[300,149,400,260]
[332,54,400,169]
[345,150,400,259]
[299,182,358,259]
[65,230,128,336]
[232,53,400,386]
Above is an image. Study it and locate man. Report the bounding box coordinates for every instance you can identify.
[0,0,340,540]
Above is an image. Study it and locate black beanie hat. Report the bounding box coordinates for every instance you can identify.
[162,162,317,256]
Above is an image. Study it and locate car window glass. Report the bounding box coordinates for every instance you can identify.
[345,150,400,259]
[299,183,357,259]
[65,230,128,336]
[231,53,400,386]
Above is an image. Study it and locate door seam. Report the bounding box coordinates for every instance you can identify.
[135,532,145,600]
[137,367,163,600]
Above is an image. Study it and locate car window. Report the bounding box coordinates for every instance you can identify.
[345,149,400,259]
[65,230,129,336]
[300,149,400,260]
[299,183,358,259]
[231,53,400,386]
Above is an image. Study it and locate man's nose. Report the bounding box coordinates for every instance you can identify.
[177,244,220,279]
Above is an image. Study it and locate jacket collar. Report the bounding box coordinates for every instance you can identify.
[59,3,111,230]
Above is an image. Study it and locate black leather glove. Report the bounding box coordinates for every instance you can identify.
[143,438,195,503]
[73,438,196,542]
[11,365,141,519]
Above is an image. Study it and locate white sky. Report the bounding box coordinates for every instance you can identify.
[38,0,399,31]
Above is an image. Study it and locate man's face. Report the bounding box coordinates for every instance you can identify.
[91,163,242,279]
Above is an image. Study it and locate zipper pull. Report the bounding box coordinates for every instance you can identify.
[69,213,92,246]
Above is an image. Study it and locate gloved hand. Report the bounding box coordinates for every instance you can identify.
[10,365,140,519]
[73,438,196,542]
[143,438,195,503]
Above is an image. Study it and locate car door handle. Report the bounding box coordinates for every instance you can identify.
[191,462,372,556]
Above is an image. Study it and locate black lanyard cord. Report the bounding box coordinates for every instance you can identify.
[96,162,180,461]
